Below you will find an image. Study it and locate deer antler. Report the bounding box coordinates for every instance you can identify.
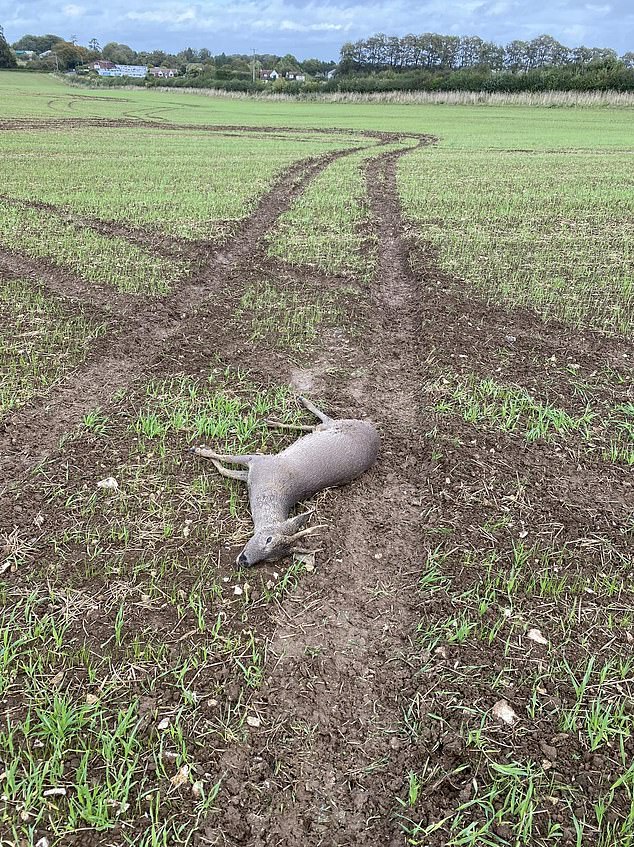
[290,524,327,540]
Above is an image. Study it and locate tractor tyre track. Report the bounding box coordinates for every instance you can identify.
[209,146,430,846]
[0,117,428,145]
[0,146,366,481]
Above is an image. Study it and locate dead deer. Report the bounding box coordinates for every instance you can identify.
[193,396,380,567]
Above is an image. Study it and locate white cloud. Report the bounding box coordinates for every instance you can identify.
[126,8,196,24]
[279,19,346,32]
[62,3,86,16]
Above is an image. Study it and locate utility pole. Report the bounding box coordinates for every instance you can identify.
[252,48,256,82]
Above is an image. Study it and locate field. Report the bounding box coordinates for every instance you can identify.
[0,71,633,847]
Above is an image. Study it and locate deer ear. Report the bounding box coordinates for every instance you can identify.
[284,510,314,535]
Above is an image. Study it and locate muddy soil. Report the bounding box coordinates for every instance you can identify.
[1,121,633,847]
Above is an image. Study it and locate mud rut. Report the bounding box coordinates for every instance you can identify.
[211,150,428,846]
[0,146,364,480]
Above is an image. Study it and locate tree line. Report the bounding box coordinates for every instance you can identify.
[340,32,633,73]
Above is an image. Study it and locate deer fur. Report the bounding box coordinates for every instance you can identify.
[193,396,380,567]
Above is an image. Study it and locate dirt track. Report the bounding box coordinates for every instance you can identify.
[0,145,372,479]
[1,119,633,846]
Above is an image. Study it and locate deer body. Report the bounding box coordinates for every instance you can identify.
[193,397,379,566]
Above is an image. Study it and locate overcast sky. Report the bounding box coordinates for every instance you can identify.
[2,0,632,60]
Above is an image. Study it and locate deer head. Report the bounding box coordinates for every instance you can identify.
[236,511,323,567]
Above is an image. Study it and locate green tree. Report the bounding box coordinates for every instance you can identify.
[52,40,88,69]
[0,25,17,68]
[301,58,335,76]
[12,33,63,53]
[102,42,136,64]
[275,53,301,74]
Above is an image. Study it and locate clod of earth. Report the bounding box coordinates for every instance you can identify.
[192,395,380,566]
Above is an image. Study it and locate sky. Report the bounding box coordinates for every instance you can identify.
[2,0,632,60]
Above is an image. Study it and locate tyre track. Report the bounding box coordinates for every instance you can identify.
[209,144,431,846]
[0,146,367,480]
[0,195,197,261]
[0,249,122,318]
[0,117,424,145]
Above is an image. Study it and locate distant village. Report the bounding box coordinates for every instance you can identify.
[7,36,338,85]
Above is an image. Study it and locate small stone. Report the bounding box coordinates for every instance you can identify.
[527,628,548,646]
[43,787,66,797]
[85,693,99,705]
[97,477,118,490]
[192,780,204,799]
[233,585,243,596]
[157,717,170,731]
[491,699,518,725]
[246,715,261,728]
[35,838,50,847]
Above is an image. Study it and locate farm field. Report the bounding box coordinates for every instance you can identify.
[0,71,633,847]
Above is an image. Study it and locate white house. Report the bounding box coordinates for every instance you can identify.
[149,67,179,78]
[98,64,147,78]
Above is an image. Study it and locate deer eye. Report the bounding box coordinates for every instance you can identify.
[265,536,273,544]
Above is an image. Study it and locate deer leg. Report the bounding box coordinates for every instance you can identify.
[265,419,315,432]
[298,395,332,424]
[209,459,248,482]
[192,447,253,465]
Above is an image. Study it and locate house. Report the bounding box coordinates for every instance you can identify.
[327,69,337,80]
[284,72,306,82]
[259,69,279,81]
[149,67,179,78]
[88,59,116,71]
[97,64,148,78]
[14,50,36,60]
